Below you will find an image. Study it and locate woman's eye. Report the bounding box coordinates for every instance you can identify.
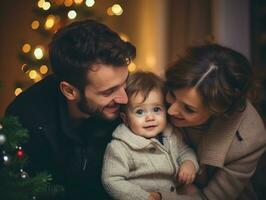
[153,107,162,113]
[184,105,196,113]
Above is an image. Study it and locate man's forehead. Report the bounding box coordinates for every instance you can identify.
[86,64,128,91]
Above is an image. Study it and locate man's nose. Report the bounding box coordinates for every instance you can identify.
[114,87,128,104]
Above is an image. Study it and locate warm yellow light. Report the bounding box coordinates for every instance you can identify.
[128,62,137,72]
[112,4,123,16]
[74,0,83,4]
[45,15,55,29]
[29,70,38,79]
[21,64,30,73]
[43,2,51,10]
[34,47,44,59]
[14,88,23,96]
[145,55,156,67]
[107,7,114,16]
[39,65,48,74]
[37,0,45,8]
[22,43,31,53]
[119,33,129,42]
[33,74,42,83]
[68,10,77,19]
[31,20,40,30]
[64,0,73,7]
[85,0,95,7]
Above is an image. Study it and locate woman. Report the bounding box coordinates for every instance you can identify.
[165,44,266,200]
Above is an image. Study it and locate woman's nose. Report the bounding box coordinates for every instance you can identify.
[167,102,180,116]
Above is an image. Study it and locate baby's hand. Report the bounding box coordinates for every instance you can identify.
[177,160,196,184]
[148,192,161,200]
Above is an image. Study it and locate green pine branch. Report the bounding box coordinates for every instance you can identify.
[0,116,64,199]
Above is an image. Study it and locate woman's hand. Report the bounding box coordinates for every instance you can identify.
[177,160,196,184]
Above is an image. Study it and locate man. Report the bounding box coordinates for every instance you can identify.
[6,20,136,199]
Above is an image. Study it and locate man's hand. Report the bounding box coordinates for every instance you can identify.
[148,192,161,200]
[177,160,196,184]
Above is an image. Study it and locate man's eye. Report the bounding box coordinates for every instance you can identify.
[102,90,114,96]
[153,107,162,113]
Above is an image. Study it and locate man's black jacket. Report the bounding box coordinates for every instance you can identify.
[5,75,119,199]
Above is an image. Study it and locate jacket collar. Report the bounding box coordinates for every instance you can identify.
[112,124,154,149]
[196,102,250,167]
[112,124,173,150]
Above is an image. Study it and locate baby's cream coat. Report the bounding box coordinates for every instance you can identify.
[102,123,199,200]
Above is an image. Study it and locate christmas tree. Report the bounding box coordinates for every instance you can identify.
[15,0,127,96]
[0,116,64,200]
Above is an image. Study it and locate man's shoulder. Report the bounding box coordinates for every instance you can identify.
[5,75,64,129]
[6,75,60,114]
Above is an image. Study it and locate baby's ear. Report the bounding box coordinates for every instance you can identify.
[120,112,128,125]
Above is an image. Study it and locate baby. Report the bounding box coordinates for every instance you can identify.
[102,71,199,200]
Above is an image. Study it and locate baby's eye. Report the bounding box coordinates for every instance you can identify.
[135,109,145,116]
[153,107,162,113]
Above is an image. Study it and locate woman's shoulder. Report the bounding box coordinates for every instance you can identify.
[238,102,265,135]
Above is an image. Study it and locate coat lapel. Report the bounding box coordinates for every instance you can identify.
[198,106,247,168]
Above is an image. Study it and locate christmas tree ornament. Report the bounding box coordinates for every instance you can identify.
[17,147,24,159]
[0,123,3,130]
[0,134,6,145]
[21,171,29,179]
[3,154,11,165]
[3,155,9,162]
[2,150,11,165]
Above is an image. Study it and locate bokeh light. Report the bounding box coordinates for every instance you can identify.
[31,20,40,30]
[34,47,44,60]
[85,0,95,7]
[14,88,23,96]
[39,65,48,74]
[68,10,77,19]
[112,4,123,16]
[22,43,31,53]
[128,62,137,72]
[29,70,38,79]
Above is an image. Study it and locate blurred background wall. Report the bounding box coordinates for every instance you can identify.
[0,0,264,116]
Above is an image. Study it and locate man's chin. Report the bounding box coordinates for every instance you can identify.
[102,110,119,121]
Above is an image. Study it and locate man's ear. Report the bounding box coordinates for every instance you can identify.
[59,81,79,101]
[120,112,128,126]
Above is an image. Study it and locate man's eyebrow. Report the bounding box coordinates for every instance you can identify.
[98,73,129,94]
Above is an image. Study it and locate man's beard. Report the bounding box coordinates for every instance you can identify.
[77,92,118,121]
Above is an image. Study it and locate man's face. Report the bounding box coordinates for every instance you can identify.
[77,64,129,120]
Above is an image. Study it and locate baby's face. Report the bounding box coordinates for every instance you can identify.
[125,89,167,138]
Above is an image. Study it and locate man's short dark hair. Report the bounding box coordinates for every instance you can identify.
[49,19,136,90]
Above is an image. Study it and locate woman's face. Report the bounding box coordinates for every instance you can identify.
[166,87,211,128]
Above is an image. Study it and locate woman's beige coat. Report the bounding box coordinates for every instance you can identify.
[177,102,266,200]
